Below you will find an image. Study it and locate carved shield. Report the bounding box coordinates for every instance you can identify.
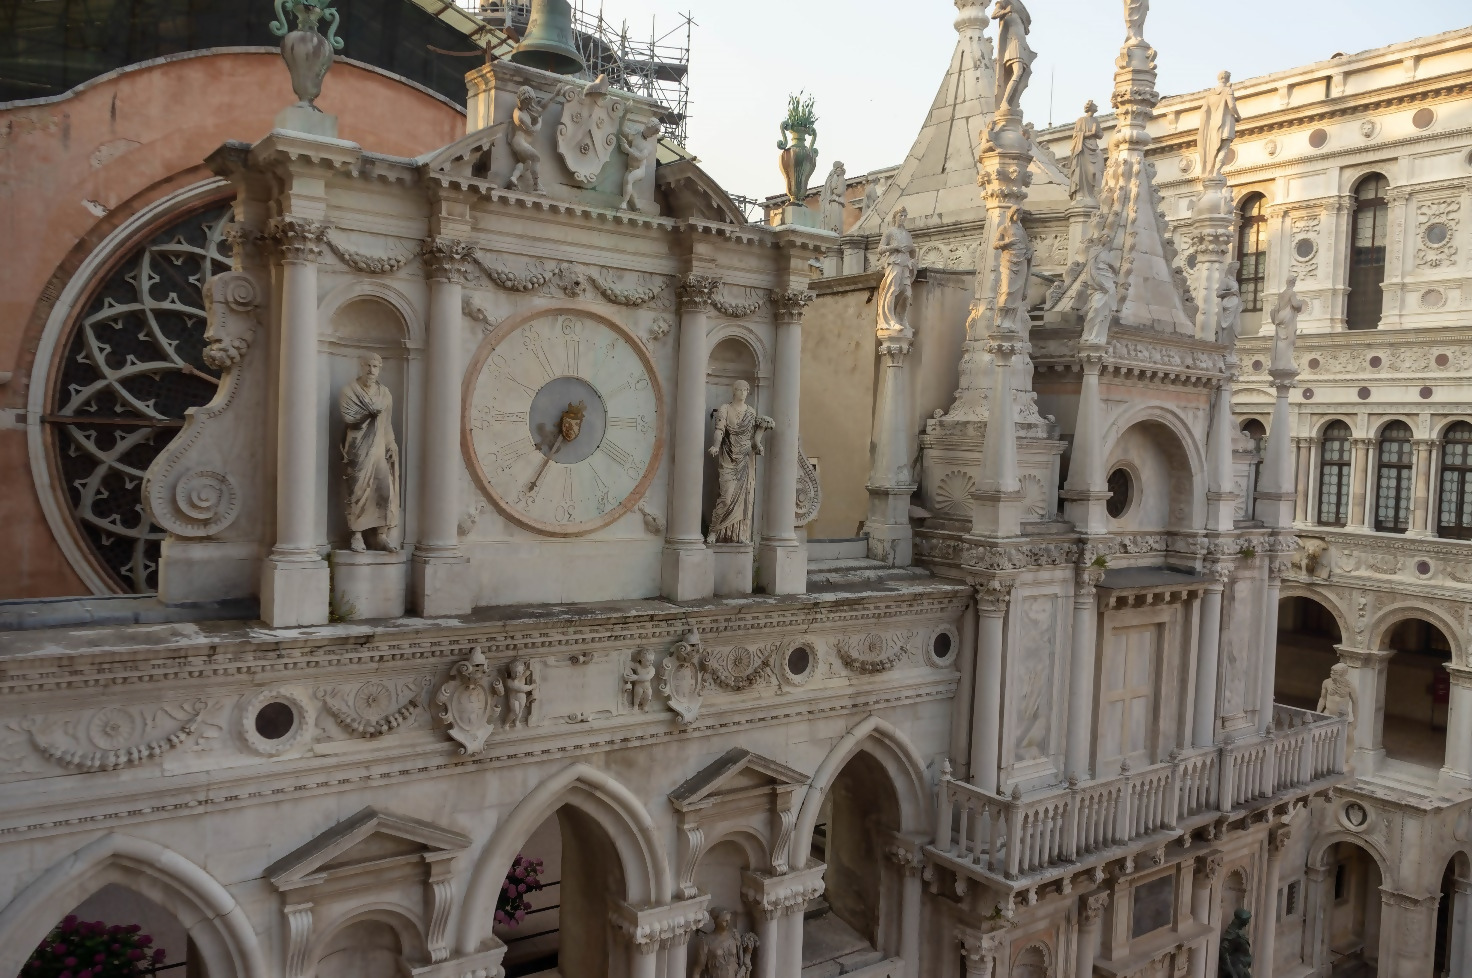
[556,88,627,186]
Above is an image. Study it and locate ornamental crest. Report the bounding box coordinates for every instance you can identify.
[659,629,708,724]
[556,75,628,186]
[435,648,502,754]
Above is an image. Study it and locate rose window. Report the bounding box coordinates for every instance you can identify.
[46,203,233,592]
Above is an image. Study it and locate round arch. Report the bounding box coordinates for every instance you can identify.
[1368,605,1464,664]
[1307,831,1395,886]
[457,762,670,955]
[1371,416,1418,439]
[1101,407,1205,530]
[319,279,426,351]
[790,714,932,872]
[1313,416,1357,439]
[311,905,429,970]
[698,827,769,874]
[1103,404,1206,484]
[1279,585,1352,642]
[704,322,772,380]
[0,832,267,978]
[1436,417,1472,440]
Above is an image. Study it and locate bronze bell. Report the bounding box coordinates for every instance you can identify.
[508,0,586,76]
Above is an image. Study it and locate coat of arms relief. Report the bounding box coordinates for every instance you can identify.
[556,74,628,186]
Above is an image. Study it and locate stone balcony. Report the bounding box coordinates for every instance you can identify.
[926,705,1349,895]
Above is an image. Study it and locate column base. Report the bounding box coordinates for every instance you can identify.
[969,489,1025,538]
[864,521,913,566]
[757,541,807,595]
[1255,491,1295,529]
[711,543,753,596]
[273,103,339,139]
[261,554,330,627]
[661,543,714,602]
[1060,489,1111,536]
[411,552,475,617]
[333,549,408,620]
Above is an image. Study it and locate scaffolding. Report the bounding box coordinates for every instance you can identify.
[472,1,693,144]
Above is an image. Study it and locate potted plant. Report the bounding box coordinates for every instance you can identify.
[777,94,820,204]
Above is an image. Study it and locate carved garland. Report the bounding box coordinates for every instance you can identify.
[705,643,777,691]
[834,632,914,674]
[316,679,428,738]
[24,703,206,772]
[326,235,419,274]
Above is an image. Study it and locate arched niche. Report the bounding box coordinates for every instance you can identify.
[703,334,765,541]
[690,838,756,972]
[1316,840,1385,974]
[1102,412,1202,534]
[322,291,419,551]
[315,912,424,978]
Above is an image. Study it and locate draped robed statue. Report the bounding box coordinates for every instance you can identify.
[706,381,772,545]
[339,353,400,553]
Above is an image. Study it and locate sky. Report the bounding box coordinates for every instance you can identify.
[582,0,1470,201]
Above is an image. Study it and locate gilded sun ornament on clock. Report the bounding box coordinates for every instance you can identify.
[464,308,664,536]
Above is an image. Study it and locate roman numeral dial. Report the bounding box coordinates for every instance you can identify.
[465,311,664,537]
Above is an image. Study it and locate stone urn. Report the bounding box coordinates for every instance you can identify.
[778,133,818,204]
[270,0,344,109]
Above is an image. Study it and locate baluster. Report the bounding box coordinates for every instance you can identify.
[1064,784,1080,861]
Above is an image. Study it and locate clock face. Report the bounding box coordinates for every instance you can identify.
[464,309,663,536]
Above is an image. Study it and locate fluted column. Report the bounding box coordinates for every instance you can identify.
[1409,438,1434,537]
[758,289,813,594]
[661,274,719,601]
[972,580,1011,792]
[1066,560,1105,780]
[261,216,330,627]
[1350,437,1374,529]
[1076,892,1109,978]
[1441,664,1472,787]
[864,329,919,566]
[413,238,476,615]
[1194,562,1231,747]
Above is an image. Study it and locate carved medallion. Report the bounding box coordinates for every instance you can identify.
[435,648,502,754]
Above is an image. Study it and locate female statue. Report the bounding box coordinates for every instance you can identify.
[1218,260,1243,344]
[876,207,918,335]
[1068,101,1104,204]
[994,206,1033,334]
[339,353,400,553]
[706,381,771,545]
[1199,71,1241,179]
[990,0,1036,112]
[1270,272,1307,372]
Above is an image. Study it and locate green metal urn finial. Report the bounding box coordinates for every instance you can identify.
[269,0,344,110]
[777,93,820,204]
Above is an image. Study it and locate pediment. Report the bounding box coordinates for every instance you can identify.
[419,124,507,179]
[656,159,747,224]
[266,807,471,888]
[669,748,808,810]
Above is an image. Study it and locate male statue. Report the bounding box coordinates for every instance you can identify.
[1124,0,1149,41]
[623,650,656,712]
[1218,260,1243,345]
[1219,908,1253,978]
[990,0,1036,113]
[876,207,918,335]
[1270,273,1308,372]
[1068,101,1104,204]
[617,118,662,211]
[1317,662,1359,745]
[339,353,400,553]
[507,86,547,193]
[706,381,771,545]
[1199,71,1241,179]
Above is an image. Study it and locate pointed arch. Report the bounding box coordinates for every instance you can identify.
[0,833,266,978]
[457,762,671,954]
[790,714,932,871]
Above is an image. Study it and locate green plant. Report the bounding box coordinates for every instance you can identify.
[1238,546,1257,559]
[1091,554,1109,568]
[24,916,167,978]
[777,93,818,147]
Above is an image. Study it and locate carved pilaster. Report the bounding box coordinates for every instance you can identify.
[974,579,1013,616]
[422,236,477,284]
[265,216,330,263]
[677,274,720,312]
[284,902,314,978]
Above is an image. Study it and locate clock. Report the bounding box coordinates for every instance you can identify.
[464,308,664,537]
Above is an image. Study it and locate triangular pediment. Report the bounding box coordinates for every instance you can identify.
[266,807,471,887]
[419,124,507,180]
[656,159,747,224]
[670,748,808,810]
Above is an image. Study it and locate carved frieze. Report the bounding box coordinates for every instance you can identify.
[660,630,708,724]
[1415,197,1460,269]
[316,678,429,738]
[705,643,777,691]
[19,700,209,772]
[834,632,915,674]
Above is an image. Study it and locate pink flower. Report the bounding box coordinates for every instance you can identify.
[128,949,144,961]
[154,949,168,963]
[63,958,78,967]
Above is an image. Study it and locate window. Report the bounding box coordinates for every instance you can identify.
[1241,420,1266,520]
[1439,422,1472,540]
[1236,194,1268,312]
[1132,875,1176,938]
[1280,880,1301,919]
[1106,468,1133,519]
[1347,174,1389,330]
[1374,421,1414,533]
[1318,421,1353,526]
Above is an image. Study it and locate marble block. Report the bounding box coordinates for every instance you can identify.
[334,549,409,620]
[661,544,715,602]
[770,204,823,230]
[757,541,807,595]
[712,543,754,597]
[260,556,330,627]
[411,553,475,617]
[273,104,339,139]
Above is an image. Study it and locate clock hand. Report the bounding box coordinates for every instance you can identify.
[526,434,564,494]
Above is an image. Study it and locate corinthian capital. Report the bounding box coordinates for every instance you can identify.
[774,288,816,323]
[423,236,477,284]
[678,274,721,312]
[265,216,330,263]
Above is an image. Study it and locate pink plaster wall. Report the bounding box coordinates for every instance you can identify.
[0,49,466,598]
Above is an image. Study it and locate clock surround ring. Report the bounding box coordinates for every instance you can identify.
[461,302,666,538]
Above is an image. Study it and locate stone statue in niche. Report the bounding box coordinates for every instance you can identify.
[990,0,1036,113]
[507,86,548,193]
[876,207,918,336]
[502,658,537,728]
[994,205,1033,335]
[1124,0,1148,41]
[693,910,758,978]
[1198,71,1241,179]
[1317,662,1358,743]
[617,118,662,211]
[1081,244,1118,346]
[340,353,400,553]
[1219,908,1253,978]
[1270,273,1307,371]
[706,381,773,545]
[1068,101,1104,204]
[1219,260,1243,344]
[819,161,847,232]
[623,650,656,711]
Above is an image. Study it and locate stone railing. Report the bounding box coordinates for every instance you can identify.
[929,707,1346,888]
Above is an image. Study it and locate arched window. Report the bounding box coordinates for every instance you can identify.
[1241,419,1267,520]
[1317,421,1352,526]
[1374,421,1414,533]
[1438,422,1472,539]
[1236,194,1268,312]
[1347,174,1389,330]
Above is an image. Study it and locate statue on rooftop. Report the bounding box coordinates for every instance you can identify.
[820,161,847,232]
[994,206,1033,335]
[1081,244,1118,346]
[1199,71,1241,179]
[507,86,548,193]
[877,207,918,336]
[339,353,400,553]
[1124,0,1149,42]
[1270,272,1307,372]
[990,0,1036,114]
[1219,261,1243,344]
[617,118,662,211]
[1068,101,1105,204]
